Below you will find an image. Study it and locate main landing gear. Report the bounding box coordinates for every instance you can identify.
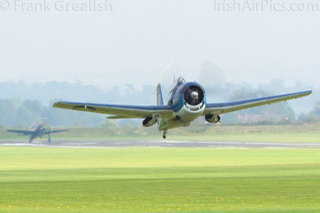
[162,130,167,141]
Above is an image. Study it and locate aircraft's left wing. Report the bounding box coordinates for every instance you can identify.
[53,102,173,118]
[205,90,312,115]
[7,130,33,135]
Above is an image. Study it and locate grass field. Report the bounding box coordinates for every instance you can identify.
[1,147,320,212]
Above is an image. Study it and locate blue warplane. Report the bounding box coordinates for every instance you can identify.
[7,123,68,143]
[53,77,312,139]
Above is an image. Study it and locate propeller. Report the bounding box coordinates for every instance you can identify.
[184,86,204,106]
[29,119,50,131]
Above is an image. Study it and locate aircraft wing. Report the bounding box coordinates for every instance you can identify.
[7,130,33,135]
[43,129,69,134]
[53,102,173,118]
[205,90,312,115]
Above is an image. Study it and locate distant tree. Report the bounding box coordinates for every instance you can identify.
[0,99,18,126]
[312,101,320,118]
[299,101,320,123]
[223,88,295,124]
[298,113,318,123]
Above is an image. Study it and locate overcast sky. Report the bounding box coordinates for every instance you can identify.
[0,0,319,89]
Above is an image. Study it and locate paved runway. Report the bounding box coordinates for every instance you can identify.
[0,139,320,149]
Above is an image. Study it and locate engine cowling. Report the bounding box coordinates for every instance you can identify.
[143,116,157,127]
[205,114,221,123]
[184,85,204,106]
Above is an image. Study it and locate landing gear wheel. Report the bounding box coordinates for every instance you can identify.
[162,130,167,142]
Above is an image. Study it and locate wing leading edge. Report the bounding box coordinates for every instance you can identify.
[205,90,312,115]
[7,130,34,135]
[53,102,173,118]
[43,129,69,134]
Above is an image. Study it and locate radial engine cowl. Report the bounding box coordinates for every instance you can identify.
[205,114,221,123]
[143,116,157,127]
[184,85,204,106]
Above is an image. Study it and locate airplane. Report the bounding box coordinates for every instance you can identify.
[53,77,312,139]
[7,123,68,143]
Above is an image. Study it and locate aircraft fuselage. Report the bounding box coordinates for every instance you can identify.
[29,126,45,142]
[158,81,206,131]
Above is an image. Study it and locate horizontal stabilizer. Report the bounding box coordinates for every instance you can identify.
[108,116,132,119]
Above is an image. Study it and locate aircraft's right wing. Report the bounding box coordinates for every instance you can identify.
[53,102,173,119]
[43,129,69,134]
[205,90,312,115]
[7,130,33,135]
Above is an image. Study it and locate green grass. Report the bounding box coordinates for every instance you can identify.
[0,147,320,212]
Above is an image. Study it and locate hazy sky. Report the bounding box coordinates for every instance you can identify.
[0,0,319,89]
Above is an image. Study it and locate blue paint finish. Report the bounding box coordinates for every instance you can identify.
[172,95,184,112]
[206,90,312,108]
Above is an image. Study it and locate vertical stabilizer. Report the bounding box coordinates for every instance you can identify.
[156,83,163,106]
[156,83,168,137]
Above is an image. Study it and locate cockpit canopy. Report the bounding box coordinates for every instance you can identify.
[169,77,186,94]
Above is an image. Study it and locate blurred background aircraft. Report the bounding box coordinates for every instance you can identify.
[7,122,68,143]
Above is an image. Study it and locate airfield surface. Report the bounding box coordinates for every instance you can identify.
[1,147,320,213]
[1,139,320,149]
